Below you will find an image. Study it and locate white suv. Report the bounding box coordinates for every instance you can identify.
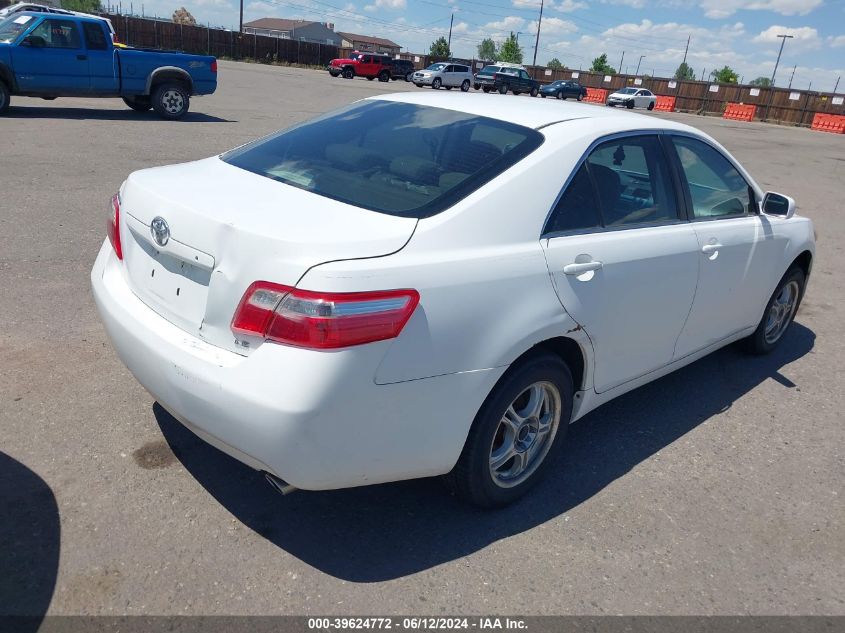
[413,62,473,91]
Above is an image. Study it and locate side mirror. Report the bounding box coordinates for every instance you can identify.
[761,192,795,219]
[21,35,46,48]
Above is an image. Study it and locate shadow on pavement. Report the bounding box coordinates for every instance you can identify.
[5,106,234,123]
[156,323,815,582]
[0,452,60,631]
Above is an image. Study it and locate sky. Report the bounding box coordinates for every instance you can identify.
[127,0,845,91]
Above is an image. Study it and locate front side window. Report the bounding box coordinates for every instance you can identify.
[671,136,752,219]
[223,101,544,219]
[585,136,679,226]
[29,17,81,48]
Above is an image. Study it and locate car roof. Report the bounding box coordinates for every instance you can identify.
[369,92,696,133]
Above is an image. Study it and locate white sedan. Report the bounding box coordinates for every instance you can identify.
[607,87,657,110]
[92,93,814,507]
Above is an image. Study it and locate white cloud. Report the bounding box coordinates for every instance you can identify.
[364,0,406,11]
[700,0,823,19]
[829,35,845,48]
[529,17,577,35]
[555,0,588,11]
[599,0,648,8]
[752,25,821,49]
[483,16,526,31]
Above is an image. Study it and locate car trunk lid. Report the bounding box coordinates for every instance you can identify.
[118,157,417,355]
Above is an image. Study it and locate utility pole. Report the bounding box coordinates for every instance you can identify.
[532,0,544,66]
[788,64,796,89]
[833,76,840,94]
[635,54,645,75]
[239,0,243,34]
[682,34,690,66]
[618,51,624,75]
[770,34,793,86]
[447,12,453,54]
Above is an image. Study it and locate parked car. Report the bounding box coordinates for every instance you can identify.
[607,87,656,110]
[473,62,525,92]
[494,67,539,96]
[0,3,117,41]
[540,79,586,101]
[413,62,473,90]
[91,92,814,507]
[327,52,393,82]
[0,12,217,118]
[389,58,415,82]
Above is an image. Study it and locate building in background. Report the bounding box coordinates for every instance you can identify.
[337,31,401,55]
[242,18,341,46]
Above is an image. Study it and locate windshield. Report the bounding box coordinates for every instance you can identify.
[222,101,544,219]
[617,88,638,94]
[426,63,446,71]
[0,14,34,42]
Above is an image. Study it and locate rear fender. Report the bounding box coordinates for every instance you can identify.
[145,66,193,95]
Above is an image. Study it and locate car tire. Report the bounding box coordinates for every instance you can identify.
[461,79,470,92]
[367,76,374,81]
[626,100,635,109]
[498,84,508,95]
[482,86,491,93]
[342,67,354,79]
[415,83,424,88]
[0,81,10,114]
[530,87,539,97]
[443,352,574,508]
[151,82,190,120]
[577,94,583,101]
[555,92,562,100]
[647,101,655,110]
[378,70,390,82]
[406,72,413,82]
[740,266,806,355]
[474,83,481,90]
[432,78,442,89]
[122,96,152,112]
[513,90,521,96]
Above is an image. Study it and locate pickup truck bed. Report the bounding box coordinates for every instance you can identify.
[0,12,217,118]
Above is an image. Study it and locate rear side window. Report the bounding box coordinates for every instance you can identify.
[222,101,544,219]
[546,164,602,233]
[82,21,107,49]
[671,136,752,219]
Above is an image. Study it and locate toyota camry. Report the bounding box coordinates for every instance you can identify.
[91,93,815,507]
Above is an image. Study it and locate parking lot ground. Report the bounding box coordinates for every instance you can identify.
[1,61,843,616]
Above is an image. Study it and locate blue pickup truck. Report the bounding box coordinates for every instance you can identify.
[0,12,217,119]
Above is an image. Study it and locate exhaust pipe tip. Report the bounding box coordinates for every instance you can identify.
[264,472,297,495]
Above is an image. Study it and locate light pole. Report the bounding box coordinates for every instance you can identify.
[532,0,544,66]
[635,55,645,75]
[770,34,793,86]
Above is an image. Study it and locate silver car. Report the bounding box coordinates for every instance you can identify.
[413,63,473,91]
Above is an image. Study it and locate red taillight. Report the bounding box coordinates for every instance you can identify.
[231,282,419,349]
[211,60,218,73]
[107,193,123,260]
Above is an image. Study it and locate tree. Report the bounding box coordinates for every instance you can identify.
[547,58,563,70]
[749,76,772,87]
[60,0,101,11]
[429,36,451,58]
[477,38,497,61]
[590,53,615,75]
[497,32,523,64]
[674,62,695,80]
[172,7,196,25]
[710,65,739,84]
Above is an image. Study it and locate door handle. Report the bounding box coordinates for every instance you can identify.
[77,54,87,60]
[563,261,603,275]
[701,243,723,254]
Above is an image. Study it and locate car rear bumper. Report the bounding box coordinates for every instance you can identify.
[91,241,500,490]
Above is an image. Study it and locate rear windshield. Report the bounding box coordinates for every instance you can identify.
[478,66,499,75]
[222,101,544,219]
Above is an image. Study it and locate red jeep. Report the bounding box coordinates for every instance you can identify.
[327,52,393,82]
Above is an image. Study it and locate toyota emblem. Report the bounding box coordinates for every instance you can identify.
[150,216,170,247]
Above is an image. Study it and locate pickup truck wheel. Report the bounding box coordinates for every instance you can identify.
[0,82,9,114]
[498,84,508,95]
[482,86,491,93]
[432,78,442,89]
[530,87,539,97]
[122,96,152,112]
[342,67,354,79]
[461,79,470,92]
[152,83,190,120]
[443,352,573,507]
